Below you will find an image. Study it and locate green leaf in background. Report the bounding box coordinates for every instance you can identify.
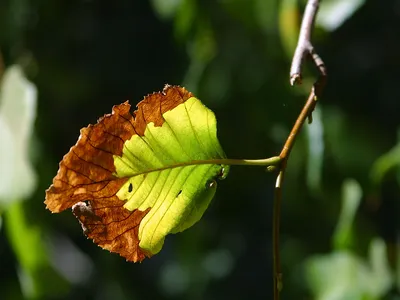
[0,65,68,299]
[370,129,400,187]
[0,65,37,205]
[150,0,182,19]
[173,0,197,40]
[333,178,362,250]
[5,202,69,299]
[305,238,392,300]
[306,106,324,194]
[305,178,393,300]
[279,0,300,57]
[316,0,366,31]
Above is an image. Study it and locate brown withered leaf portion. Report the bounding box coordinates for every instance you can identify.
[45,85,193,262]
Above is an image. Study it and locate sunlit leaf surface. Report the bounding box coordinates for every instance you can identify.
[45,85,228,262]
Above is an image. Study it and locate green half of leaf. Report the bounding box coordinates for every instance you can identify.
[114,96,229,255]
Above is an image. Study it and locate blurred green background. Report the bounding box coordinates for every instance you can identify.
[0,0,399,299]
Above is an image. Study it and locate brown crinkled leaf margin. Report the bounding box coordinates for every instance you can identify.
[45,85,193,262]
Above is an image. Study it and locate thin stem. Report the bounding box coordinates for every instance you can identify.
[280,89,317,160]
[132,156,282,176]
[273,169,284,299]
[273,0,326,299]
[216,157,282,167]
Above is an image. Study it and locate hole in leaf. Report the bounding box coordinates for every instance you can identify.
[72,202,93,220]
[128,183,133,193]
[217,166,227,180]
[207,180,217,189]
[176,190,182,197]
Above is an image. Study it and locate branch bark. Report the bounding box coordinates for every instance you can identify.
[289,0,327,87]
[273,1,327,299]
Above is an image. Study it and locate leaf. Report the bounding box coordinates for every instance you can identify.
[5,201,69,299]
[305,238,392,300]
[370,131,400,186]
[332,178,362,250]
[150,0,182,19]
[278,0,300,57]
[45,85,229,262]
[0,65,37,205]
[305,106,324,194]
[316,0,366,32]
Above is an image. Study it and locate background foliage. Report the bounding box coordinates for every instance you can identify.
[0,0,399,299]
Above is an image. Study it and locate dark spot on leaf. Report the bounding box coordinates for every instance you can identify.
[128,183,133,193]
[176,190,182,197]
